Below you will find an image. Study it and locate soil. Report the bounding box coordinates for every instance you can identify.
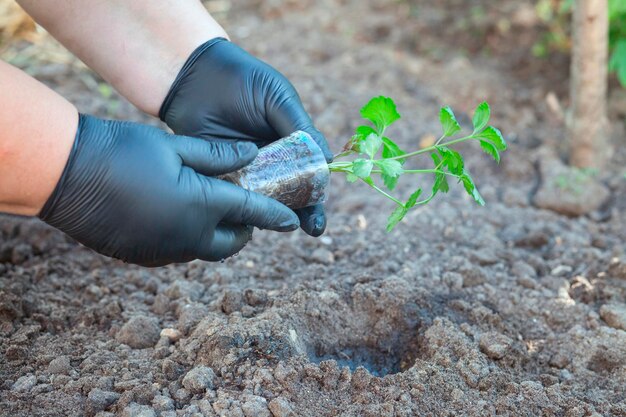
[1,1,626,416]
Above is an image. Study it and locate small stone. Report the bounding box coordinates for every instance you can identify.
[479,332,513,360]
[160,328,182,342]
[244,289,268,307]
[512,261,536,279]
[162,359,184,380]
[451,388,464,400]
[151,395,174,412]
[460,266,487,287]
[221,291,244,315]
[309,248,335,265]
[116,316,161,349]
[196,399,216,416]
[164,279,205,301]
[121,403,157,417]
[551,265,573,277]
[242,396,271,417]
[268,397,296,417]
[319,236,333,246]
[549,353,570,369]
[442,271,463,291]
[469,249,499,266]
[151,294,171,315]
[87,388,120,413]
[182,366,216,393]
[47,355,71,375]
[176,303,208,334]
[599,303,626,330]
[173,388,191,402]
[517,276,537,289]
[538,374,559,386]
[569,275,595,303]
[12,375,36,392]
[533,155,610,216]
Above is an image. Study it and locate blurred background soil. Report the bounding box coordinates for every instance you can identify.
[1,0,625,416]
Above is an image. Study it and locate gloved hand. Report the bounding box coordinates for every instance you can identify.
[39,114,299,267]
[159,38,333,237]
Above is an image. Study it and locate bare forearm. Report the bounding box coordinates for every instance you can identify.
[0,61,77,216]
[17,0,228,116]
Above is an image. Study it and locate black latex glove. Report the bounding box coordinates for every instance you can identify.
[39,114,299,267]
[159,38,333,237]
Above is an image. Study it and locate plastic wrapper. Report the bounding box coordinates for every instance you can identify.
[221,131,330,209]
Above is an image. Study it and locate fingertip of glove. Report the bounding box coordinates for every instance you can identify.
[300,212,326,237]
[235,141,259,160]
[310,215,327,237]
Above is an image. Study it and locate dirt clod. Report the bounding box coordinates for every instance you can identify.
[533,154,611,216]
[47,355,71,375]
[599,303,626,330]
[268,397,296,417]
[242,395,271,417]
[120,403,156,417]
[86,388,120,415]
[479,332,513,360]
[115,315,161,349]
[182,366,216,393]
[12,374,36,392]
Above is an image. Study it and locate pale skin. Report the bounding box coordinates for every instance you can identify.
[0,1,228,215]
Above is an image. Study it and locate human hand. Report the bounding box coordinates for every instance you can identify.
[39,114,299,267]
[159,38,332,237]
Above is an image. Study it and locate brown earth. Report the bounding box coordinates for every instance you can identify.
[1,1,626,416]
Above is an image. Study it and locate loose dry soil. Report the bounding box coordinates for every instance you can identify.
[1,1,626,416]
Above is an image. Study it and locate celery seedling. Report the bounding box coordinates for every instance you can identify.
[328,97,507,231]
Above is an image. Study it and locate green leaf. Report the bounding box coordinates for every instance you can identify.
[433,172,449,195]
[360,96,401,133]
[431,152,449,196]
[387,205,408,232]
[375,159,404,191]
[381,137,406,161]
[479,140,500,163]
[431,152,442,167]
[382,174,399,190]
[472,101,490,133]
[437,146,465,176]
[346,172,359,183]
[361,133,383,159]
[353,125,377,142]
[352,159,373,179]
[460,171,485,206]
[476,126,507,151]
[375,159,404,178]
[440,106,461,137]
[405,189,423,209]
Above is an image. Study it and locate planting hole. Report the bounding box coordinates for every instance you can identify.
[308,343,418,377]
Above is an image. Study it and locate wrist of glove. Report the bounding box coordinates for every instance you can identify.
[159,38,332,237]
[39,114,299,267]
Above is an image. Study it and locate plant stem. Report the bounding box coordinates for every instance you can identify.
[386,135,476,161]
[362,180,404,206]
[329,134,476,171]
[369,169,461,178]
